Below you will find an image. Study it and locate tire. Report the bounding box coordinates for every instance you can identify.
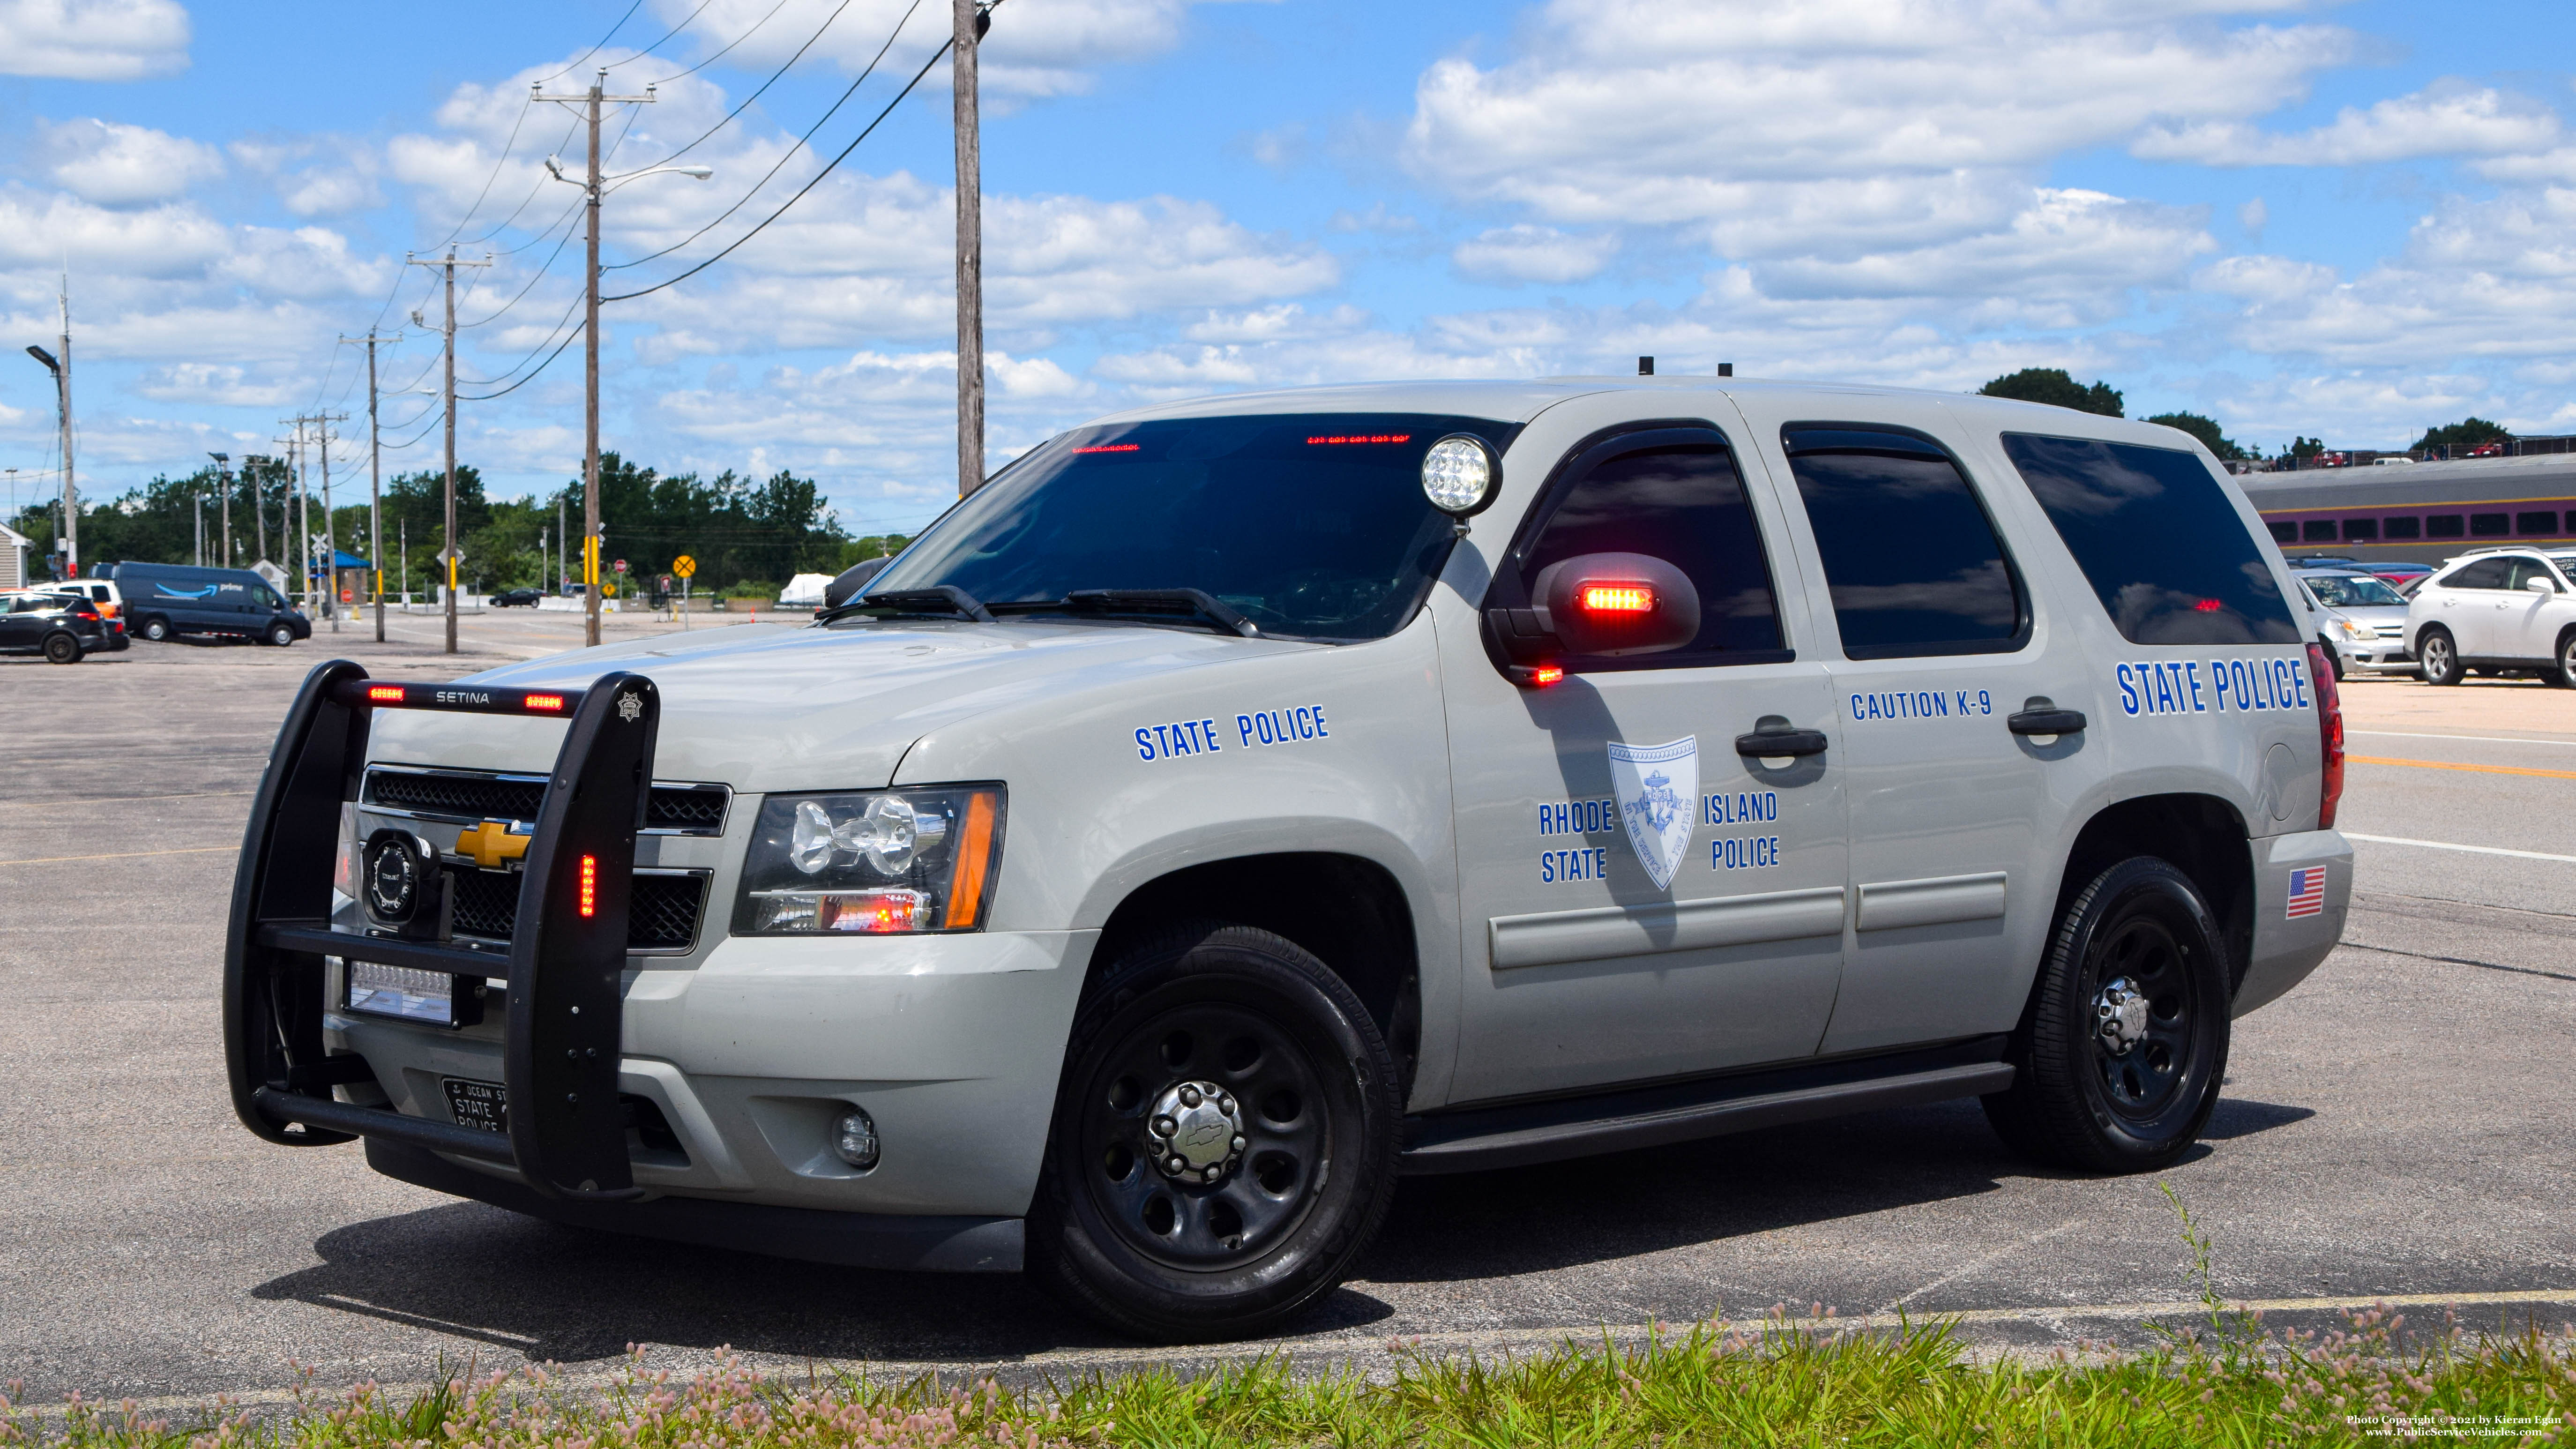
[140,616,172,642]
[41,632,82,665]
[2553,633,2576,689]
[2317,637,2347,681]
[1028,922,1401,1342]
[2416,626,2464,686]
[266,622,296,648]
[1982,857,2229,1173]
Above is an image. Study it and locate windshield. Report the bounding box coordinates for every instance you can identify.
[867,412,1520,640]
[2302,574,2405,607]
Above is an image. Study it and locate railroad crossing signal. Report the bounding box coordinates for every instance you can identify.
[672,554,696,579]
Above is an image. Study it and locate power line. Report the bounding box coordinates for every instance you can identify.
[603,30,955,303]
[533,0,646,85]
[606,0,920,272]
[653,0,800,80]
[629,0,865,174]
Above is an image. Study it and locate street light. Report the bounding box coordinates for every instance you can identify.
[209,452,232,568]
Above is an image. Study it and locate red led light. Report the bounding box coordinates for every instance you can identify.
[1073,443,1140,454]
[578,855,597,918]
[1532,664,1565,686]
[366,685,406,703]
[2193,598,2223,612]
[1305,433,1413,446]
[1580,584,1655,613]
[523,693,566,712]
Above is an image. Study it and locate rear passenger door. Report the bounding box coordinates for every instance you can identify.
[1441,418,1850,1103]
[1730,396,2105,1054]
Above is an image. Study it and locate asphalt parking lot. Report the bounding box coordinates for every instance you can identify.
[3,637,2571,1404]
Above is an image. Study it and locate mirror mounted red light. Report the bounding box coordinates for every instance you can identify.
[1532,552,1701,657]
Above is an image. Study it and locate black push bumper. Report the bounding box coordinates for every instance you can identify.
[224,660,664,1201]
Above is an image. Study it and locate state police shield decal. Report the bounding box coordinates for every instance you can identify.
[1608,736,1697,891]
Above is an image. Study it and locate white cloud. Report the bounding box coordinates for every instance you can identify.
[37,118,222,205]
[2134,83,2564,166]
[0,0,188,81]
[132,362,303,407]
[1452,224,1618,284]
[231,137,384,217]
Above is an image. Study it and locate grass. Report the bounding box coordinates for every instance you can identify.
[11,1189,2575,1448]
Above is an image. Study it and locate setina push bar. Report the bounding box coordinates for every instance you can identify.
[223,660,660,1201]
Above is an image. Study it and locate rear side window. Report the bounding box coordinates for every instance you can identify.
[1505,428,1785,672]
[2441,559,2509,590]
[1781,426,2026,658]
[2001,433,2300,646]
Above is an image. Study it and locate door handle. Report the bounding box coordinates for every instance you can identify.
[2008,708,2087,736]
[1735,727,1829,757]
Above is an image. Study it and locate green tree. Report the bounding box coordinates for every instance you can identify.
[2288,436,2326,460]
[2143,411,2246,461]
[2412,417,2511,454]
[559,453,849,593]
[1979,368,2124,417]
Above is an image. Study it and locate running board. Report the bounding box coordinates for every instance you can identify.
[1398,1038,2013,1175]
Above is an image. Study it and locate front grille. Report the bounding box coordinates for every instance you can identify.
[444,868,708,952]
[367,767,730,835]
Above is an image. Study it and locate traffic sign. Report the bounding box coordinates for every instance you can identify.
[614,558,628,574]
[603,583,617,598]
[673,554,696,579]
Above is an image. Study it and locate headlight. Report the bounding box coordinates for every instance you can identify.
[2334,618,2374,640]
[734,786,1003,935]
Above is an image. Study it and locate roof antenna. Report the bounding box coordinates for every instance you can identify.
[1718,363,1734,377]
[1637,356,1654,376]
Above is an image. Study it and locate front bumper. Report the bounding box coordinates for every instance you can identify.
[2234,828,2351,1017]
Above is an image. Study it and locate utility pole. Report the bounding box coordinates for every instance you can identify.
[407,249,491,654]
[536,71,657,650]
[344,332,398,641]
[23,278,75,577]
[311,411,348,632]
[953,0,989,498]
[209,453,231,568]
[246,454,270,566]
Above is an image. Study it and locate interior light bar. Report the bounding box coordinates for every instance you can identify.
[1306,433,1412,446]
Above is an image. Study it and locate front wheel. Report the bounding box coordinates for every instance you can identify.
[1983,857,2229,1173]
[2550,633,2576,689]
[2416,626,2464,686]
[1029,923,1400,1342]
[266,622,296,647]
[140,616,172,642]
[42,633,82,664]
[2316,636,2348,681]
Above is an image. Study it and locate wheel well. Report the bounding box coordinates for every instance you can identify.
[1092,853,1421,1101]
[2057,794,2255,993]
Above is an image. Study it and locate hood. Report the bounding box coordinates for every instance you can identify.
[366,619,1318,791]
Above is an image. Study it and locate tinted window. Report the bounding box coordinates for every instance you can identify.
[2268,522,2297,544]
[2428,515,2465,538]
[2385,516,2422,539]
[2442,559,2510,590]
[2519,511,2559,535]
[1511,434,1783,671]
[1782,426,2024,658]
[2471,513,2510,537]
[2001,433,2300,645]
[870,412,1516,641]
[2302,521,2337,542]
[2343,518,2378,540]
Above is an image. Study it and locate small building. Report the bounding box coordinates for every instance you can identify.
[0,521,27,590]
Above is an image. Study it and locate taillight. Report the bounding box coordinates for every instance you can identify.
[2305,642,2344,829]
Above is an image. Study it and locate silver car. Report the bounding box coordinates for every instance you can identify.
[2294,568,2414,677]
[221,379,2350,1342]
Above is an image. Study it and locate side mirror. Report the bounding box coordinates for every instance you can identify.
[1531,552,1702,657]
[823,556,894,610]
[2527,575,2559,595]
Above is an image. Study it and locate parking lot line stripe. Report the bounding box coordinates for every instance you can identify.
[0,846,233,866]
[2349,730,2576,747]
[2344,832,2576,864]
[2346,754,2576,781]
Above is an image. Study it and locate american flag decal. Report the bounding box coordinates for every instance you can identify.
[2286,866,2327,919]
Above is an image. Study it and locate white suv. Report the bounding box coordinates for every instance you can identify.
[2404,549,2576,687]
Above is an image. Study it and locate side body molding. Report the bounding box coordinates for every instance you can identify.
[1855,872,2008,931]
[1489,886,1847,971]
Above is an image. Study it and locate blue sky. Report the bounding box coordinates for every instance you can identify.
[2,0,2572,544]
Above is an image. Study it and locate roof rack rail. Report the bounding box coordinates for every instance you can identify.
[224,659,660,1202]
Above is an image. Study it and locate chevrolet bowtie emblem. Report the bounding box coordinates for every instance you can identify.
[455,821,532,870]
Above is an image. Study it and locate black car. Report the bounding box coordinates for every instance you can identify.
[110,561,311,645]
[0,590,113,663]
[493,587,545,607]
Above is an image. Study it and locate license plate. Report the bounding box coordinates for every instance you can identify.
[442,1077,508,1134]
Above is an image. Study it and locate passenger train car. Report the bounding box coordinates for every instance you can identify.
[2243,455,2576,566]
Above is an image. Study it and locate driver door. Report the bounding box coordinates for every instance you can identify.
[1440,418,1849,1105]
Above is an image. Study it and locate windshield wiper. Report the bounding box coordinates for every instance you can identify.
[1060,588,1261,638]
[821,584,996,624]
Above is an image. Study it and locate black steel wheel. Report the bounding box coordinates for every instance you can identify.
[2417,626,2464,686]
[41,631,82,664]
[1983,857,2228,1173]
[1030,922,1399,1341]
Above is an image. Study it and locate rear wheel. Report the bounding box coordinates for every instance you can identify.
[1983,857,2229,1173]
[2416,626,2464,686]
[140,615,172,642]
[42,632,82,664]
[1029,922,1400,1342]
